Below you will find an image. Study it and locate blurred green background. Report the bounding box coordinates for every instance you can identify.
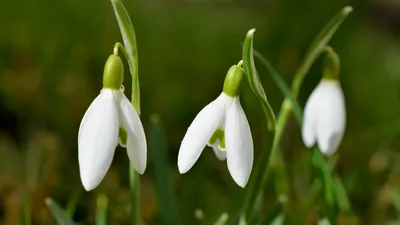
[1,0,400,224]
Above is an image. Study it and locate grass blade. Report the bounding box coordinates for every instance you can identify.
[150,115,179,225]
[96,194,108,225]
[45,197,77,225]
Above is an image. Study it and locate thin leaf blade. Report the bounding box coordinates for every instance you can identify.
[45,197,77,225]
[242,29,276,131]
[96,194,108,225]
[150,115,179,225]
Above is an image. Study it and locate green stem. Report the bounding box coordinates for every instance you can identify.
[130,163,140,225]
[113,42,130,61]
[23,188,31,225]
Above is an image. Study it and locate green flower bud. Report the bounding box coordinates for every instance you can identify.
[223,63,244,97]
[103,54,124,89]
[323,46,340,80]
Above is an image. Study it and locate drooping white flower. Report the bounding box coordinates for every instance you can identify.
[178,65,253,187]
[78,55,146,191]
[302,79,346,156]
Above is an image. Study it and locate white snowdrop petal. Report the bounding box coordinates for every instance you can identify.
[78,90,119,191]
[316,81,346,155]
[119,94,147,174]
[178,93,231,174]
[211,142,227,161]
[225,97,253,188]
[302,84,323,148]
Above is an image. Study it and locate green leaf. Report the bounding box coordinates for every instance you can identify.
[249,192,264,221]
[390,188,400,213]
[65,188,82,218]
[253,49,303,123]
[45,197,77,225]
[242,29,276,132]
[150,115,179,225]
[332,175,351,212]
[318,218,332,225]
[262,199,285,225]
[111,0,140,114]
[214,213,229,225]
[291,6,353,97]
[270,214,285,225]
[96,194,108,225]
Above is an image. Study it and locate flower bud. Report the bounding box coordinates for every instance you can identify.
[103,54,124,89]
[223,64,244,97]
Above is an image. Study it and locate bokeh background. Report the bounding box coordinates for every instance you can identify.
[1,0,400,224]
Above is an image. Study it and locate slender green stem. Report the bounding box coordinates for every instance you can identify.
[129,163,140,225]
[23,188,31,225]
[114,42,142,225]
[113,42,130,61]
[96,194,108,225]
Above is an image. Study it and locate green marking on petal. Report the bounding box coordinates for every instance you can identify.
[209,129,225,149]
[119,127,128,147]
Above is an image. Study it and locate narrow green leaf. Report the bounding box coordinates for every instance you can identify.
[111,0,140,114]
[23,189,31,225]
[45,197,77,225]
[391,188,400,213]
[214,213,229,225]
[249,192,264,221]
[333,175,351,212]
[150,115,179,225]
[262,200,284,225]
[253,49,303,123]
[65,188,82,218]
[291,6,353,98]
[242,29,276,132]
[318,218,332,225]
[96,194,108,225]
[270,214,285,225]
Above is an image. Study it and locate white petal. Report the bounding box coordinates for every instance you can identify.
[78,89,119,191]
[315,81,346,155]
[178,93,232,173]
[302,83,324,148]
[211,142,227,161]
[119,94,147,174]
[225,97,253,188]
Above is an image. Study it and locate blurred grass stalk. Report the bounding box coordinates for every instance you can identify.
[96,194,108,225]
[111,0,142,224]
[45,197,77,225]
[150,115,179,225]
[242,6,353,223]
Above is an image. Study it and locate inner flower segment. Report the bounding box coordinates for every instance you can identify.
[208,129,225,150]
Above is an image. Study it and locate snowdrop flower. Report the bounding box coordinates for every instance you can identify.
[302,48,346,156]
[178,64,253,187]
[78,54,146,191]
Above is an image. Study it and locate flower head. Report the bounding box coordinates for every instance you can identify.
[178,64,253,187]
[302,48,346,156]
[302,79,346,156]
[78,55,146,191]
